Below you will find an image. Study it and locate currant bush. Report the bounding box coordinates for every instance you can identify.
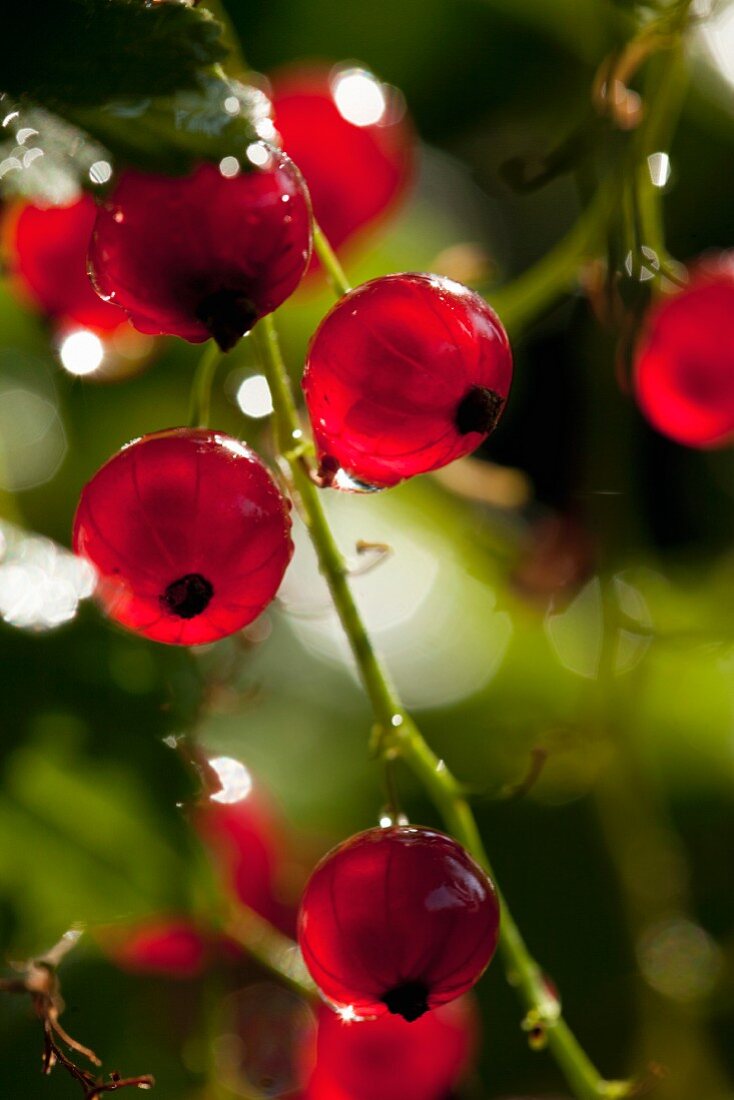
[302,272,513,488]
[297,826,500,1021]
[73,429,293,645]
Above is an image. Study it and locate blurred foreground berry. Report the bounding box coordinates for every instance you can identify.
[634,256,734,448]
[271,64,413,263]
[303,996,478,1100]
[297,825,500,1021]
[88,147,312,350]
[102,918,208,979]
[3,194,127,333]
[302,273,512,489]
[73,429,293,645]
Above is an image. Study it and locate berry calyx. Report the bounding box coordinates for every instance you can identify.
[297,825,500,1021]
[634,256,734,447]
[302,996,478,1100]
[88,146,312,350]
[73,428,293,645]
[271,64,413,260]
[302,273,512,489]
[3,194,127,332]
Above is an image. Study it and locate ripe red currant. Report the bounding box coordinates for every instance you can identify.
[302,273,512,489]
[73,429,293,645]
[271,64,413,259]
[303,996,478,1100]
[634,256,734,447]
[3,194,126,332]
[103,918,208,979]
[88,146,312,351]
[297,825,500,1022]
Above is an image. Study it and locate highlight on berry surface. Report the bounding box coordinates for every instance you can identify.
[72,428,293,645]
[297,825,500,1022]
[634,254,734,448]
[271,62,413,262]
[88,145,313,350]
[302,272,513,489]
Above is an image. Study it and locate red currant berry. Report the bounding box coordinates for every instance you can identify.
[73,429,293,645]
[302,273,512,489]
[634,257,734,447]
[271,64,413,258]
[303,996,478,1100]
[103,918,207,979]
[88,146,312,351]
[3,195,126,332]
[297,825,500,1022]
[195,760,293,931]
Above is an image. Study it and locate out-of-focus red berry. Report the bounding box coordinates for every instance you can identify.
[271,64,413,259]
[104,918,208,979]
[634,256,734,447]
[88,147,312,350]
[73,429,293,645]
[302,273,512,489]
[3,195,127,332]
[303,997,478,1100]
[195,758,293,932]
[297,826,500,1022]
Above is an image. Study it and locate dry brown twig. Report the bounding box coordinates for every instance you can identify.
[0,937,154,1099]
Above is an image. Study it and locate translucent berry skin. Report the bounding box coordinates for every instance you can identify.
[88,147,312,350]
[302,273,513,489]
[72,429,293,645]
[271,65,413,256]
[634,257,734,448]
[4,195,126,332]
[297,826,500,1022]
[304,996,478,1100]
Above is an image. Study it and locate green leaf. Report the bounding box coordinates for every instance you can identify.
[2,0,229,107]
[65,74,267,174]
[0,601,205,958]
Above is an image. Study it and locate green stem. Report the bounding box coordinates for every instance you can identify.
[255,312,632,1100]
[312,220,352,297]
[226,904,316,1000]
[187,341,224,429]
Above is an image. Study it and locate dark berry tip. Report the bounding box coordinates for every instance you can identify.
[196,289,259,352]
[455,385,505,436]
[381,981,430,1022]
[161,573,214,619]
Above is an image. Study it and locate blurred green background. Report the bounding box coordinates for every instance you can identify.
[1,0,734,1097]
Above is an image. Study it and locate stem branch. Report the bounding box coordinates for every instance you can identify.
[255,312,631,1100]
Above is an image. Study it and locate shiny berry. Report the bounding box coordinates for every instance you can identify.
[3,194,126,332]
[302,273,512,489]
[297,826,500,1022]
[634,257,734,447]
[103,918,208,979]
[88,146,312,350]
[304,997,478,1100]
[271,64,413,257]
[73,429,293,645]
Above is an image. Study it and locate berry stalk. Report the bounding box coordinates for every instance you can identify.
[312,219,352,296]
[187,342,224,428]
[255,313,632,1100]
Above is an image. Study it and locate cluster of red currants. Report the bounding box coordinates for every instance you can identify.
[6,65,507,1058]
